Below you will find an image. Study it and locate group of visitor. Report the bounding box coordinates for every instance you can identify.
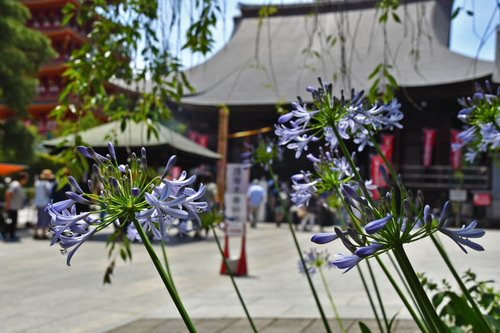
[1,169,68,242]
[246,176,341,231]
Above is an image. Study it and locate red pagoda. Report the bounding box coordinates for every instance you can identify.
[0,0,88,137]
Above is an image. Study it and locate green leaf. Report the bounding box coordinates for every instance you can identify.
[368,78,380,102]
[358,321,372,333]
[451,7,461,20]
[432,292,447,308]
[368,64,383,80]
[379,11,388,23]
[392,13,401,23]
[120,248,127,261]
[61,13,74,26]
[384,69,398,88]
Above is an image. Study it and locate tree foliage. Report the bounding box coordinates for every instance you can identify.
[0,0,56,116]
[50,0,221,181]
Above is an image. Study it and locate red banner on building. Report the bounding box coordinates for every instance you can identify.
[370,154,387,200]
[422,129,436,167]
[188,130,198,142]
[197,134,209,148]
[450,130,462,170]
[473,192,491,206]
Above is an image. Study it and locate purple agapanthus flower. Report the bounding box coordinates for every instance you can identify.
[290,172,318,207]
[47,142,207,266]
[311,230,348,244]
[276,78,404,155]
[46,203,97,265]
[364,215,393,235]
[355,243,384,258]
[298,249,333,276]
[439,220,485,254]
[330,253,363,273]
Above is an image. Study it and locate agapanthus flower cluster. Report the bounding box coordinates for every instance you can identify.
[275,77,403,157]
[454,81,500,163]
[45,142,207,265]
[298,248,335,275]
[241,135,283,170]
[289,147,376,207]
[311,167,485,273]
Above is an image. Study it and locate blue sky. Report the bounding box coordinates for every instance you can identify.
[176,0,500,69]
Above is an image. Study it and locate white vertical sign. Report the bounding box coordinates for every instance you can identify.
[226,163,250,194]
[225,164,249,237]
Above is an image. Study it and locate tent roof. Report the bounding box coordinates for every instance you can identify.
[42,120,221,161]
[0,163,27,177]
[177,0,493,107]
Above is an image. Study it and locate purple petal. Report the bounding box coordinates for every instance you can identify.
[331,254,363,273]
[108,142,116,160]
[65,192,94,205]
[311,232,339,244]
[365,215,393,234]
[68,176,84,194]
[355,243,384,258]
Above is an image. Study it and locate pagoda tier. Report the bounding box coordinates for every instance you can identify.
[0,0,88,136]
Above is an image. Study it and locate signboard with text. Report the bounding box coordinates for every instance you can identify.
[473,192,491,206]
[225,164,249,237]
[224,193,247,237]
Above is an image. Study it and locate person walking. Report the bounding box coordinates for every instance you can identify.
[33,169,55,239]
[4,171,29,242]
[247,179,265,228]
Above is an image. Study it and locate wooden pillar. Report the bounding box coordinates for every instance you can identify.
[217,106,229,209]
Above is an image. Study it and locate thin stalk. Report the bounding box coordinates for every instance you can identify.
[131,217,197,333]
[211,225,258,333]
[267,165,332,333]
[392,243,450,333]
[366,259,390,331]
[319,267,346,333]
[160,239,176,291]
[375,256,429,333]
[430,234,493,332]
[357,264,384,333]
[386,251,424,320]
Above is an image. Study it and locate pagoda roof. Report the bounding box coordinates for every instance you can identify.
[177,0,493,107]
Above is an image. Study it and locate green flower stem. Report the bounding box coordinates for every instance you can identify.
[430,234,493,332]
[371,134,491,331]
[330,125,373,202]
[357,264,384,333]
[319,267,346,333]
[131,217,197,333]
[160,239,176,291]
[366,259,390,331]
[392,243,450,333]
[267,165,332,333]
[210,225,258,333]
[386,252,423,319]
[375,256,429,333]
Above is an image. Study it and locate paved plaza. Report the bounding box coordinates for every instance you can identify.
[1,214,499,332]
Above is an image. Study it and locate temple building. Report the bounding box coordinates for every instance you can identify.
[167,0,498,226]
[0,0,90,137]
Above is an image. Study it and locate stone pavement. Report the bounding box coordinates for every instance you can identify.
[0,219,499,333]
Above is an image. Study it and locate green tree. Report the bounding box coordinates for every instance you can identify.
[0,0,56,116]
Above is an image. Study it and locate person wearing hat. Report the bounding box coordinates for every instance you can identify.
[33,169,55,239]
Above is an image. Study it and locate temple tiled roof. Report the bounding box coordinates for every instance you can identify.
[179,0,493,107]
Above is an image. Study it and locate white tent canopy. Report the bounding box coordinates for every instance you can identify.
[42,120,221,161]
